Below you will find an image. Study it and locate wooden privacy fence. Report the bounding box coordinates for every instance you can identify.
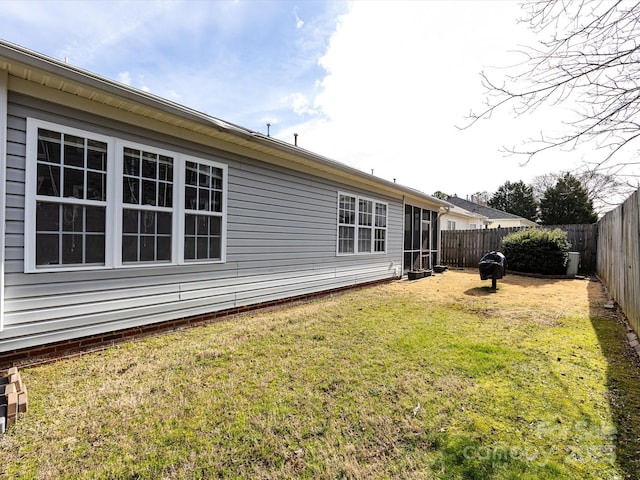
[440,224,598,273]
[597,188,640,336]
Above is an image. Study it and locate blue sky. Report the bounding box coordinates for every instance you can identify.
[0,0,602,199]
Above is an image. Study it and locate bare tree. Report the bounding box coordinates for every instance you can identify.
[463,0,640,191]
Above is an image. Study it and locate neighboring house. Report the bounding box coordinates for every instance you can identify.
[445,196,537,228]
[0,41,449,355]
[440,203,489,230]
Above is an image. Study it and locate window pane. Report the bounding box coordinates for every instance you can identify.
[375,229,386,252]
[62,234,83,264]
[184,237,195,260]
[62,204,83,232]
[199,164,211,187]
[338,226,354,254]
[157,236,171,261]
[37,164,60,197]
[124,148,140,176]
[196,237,208,259]
[212,167,223,190]
[158,182,171,208]
[86,206,106,233]
[210,217,221,235]
[33,127,108,269]
[140,211,155,235]
[359,199,372,226]
[122,235,138,262]
[212,191,222,212]
[123,209,138,233]
[375,203,387,227]
[87,171,106,201]
[159,156,173,181]
[63,167,84,199]
[358,227,372,252]
[185,214,196,235]
[87,140,107,171]
[185,162,198,186]
[157,212,172,235]
[140,236,155,261]
[209,237,221,260]
[36,234,59,265]
[196,215,208,235]
[142,180,156,205]
[86,235,106,263]
[38,129,61,164]
[184,213,221,261]
[64,135,85,168]
[339,195,356,224]
[198,188,209,210]
[123,177,139,204]
[185,186,197,210]
[142,152,157,179]
[36,202,59,231]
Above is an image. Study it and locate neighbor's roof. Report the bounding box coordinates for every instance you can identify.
[446,196,531,221]
[0,40,450,210]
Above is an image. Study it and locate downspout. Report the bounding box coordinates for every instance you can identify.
[0,70,7,332]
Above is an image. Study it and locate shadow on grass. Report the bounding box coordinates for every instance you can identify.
[464,286,498,296]
[587,279,640,477]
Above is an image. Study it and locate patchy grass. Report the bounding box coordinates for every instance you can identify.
[1,270,639,479]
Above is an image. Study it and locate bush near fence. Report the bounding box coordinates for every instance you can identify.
[440,224,598,273]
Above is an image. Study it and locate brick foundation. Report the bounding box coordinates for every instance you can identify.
[0,278,396,370]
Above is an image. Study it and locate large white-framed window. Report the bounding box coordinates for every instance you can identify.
[115,141,176,266]
[25,119,113,272]
[25,119,228,272]
[182,158,227,263]
[337,192,387,255]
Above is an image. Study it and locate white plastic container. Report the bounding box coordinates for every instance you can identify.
[566,252,580,276]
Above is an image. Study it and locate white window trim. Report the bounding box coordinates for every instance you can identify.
[25,119,228,272]
[178,155,228,265]
[336,191,387,256]
[114,139,179,268]
[25,118,116,273]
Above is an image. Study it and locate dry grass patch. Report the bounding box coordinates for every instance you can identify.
[1,269,639,479]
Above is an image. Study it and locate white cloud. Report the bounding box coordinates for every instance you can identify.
[117,71,132,86]
[286,93,317,116]
[294,8,304,29]
[282,1,588,197]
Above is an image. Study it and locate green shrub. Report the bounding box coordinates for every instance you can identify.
[501,228,571,275]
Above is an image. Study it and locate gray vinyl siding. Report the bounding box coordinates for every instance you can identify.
[1,93,403,351]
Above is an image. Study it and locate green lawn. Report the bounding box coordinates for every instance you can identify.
[1,270,639,479]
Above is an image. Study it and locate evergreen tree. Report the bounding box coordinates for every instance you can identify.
[539,173,599,224]
[488,181,538,221]
[432,191,450,200]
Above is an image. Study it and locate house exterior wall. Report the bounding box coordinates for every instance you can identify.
[440,213,482,230]
[1,92,404,352]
